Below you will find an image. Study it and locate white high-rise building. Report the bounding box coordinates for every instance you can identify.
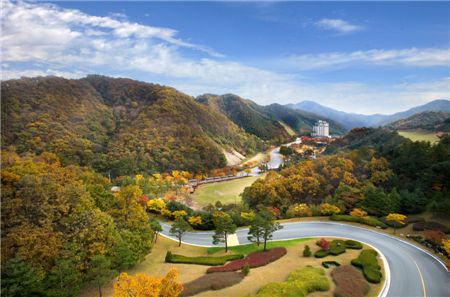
[312,120,329,137]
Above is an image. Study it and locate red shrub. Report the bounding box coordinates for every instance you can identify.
[138,195,149,207]
[424,230,445,245]
[206,247,287,273]
[332,265,369,297]
[181,272,244,296]
[317,238,330,251]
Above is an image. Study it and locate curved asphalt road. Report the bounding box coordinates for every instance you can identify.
[160,221,449,297]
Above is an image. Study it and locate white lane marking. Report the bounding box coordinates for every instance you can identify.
[227,233,240,246]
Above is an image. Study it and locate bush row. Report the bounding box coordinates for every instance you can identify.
[181,271,245,296]
[331,265,370,297]
[165,251,244,266]
[207,247,287,273]
[254,266,330,297]
[330,215,388,229]
[351,249,382,283]
[412,221,450,233]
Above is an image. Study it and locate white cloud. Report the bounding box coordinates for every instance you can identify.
[315,18,363,33]
[287,48,450,69]
[1,0,448,115]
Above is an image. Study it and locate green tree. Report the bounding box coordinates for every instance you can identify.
[86,255,117,297]
[149,217,163,243]
[170,217,192,247]
[212,214,237,252]
[1,257,44,297]
[259,213,283,251]
[44,258,82,297]
[247,214,265,246]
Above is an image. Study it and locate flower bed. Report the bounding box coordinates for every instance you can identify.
[207,247,287,273]
[332,265,370,297]
[165,251,244,265]
[181,271,245,296]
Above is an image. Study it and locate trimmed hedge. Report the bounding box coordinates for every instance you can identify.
[351,249,382,283]
[330,215,388,229]
[181,271,245,296]
[344,240,363,249]
[314,239,358,258]
[207,247,286,273]
[322,261,340,269]
[332,265,370,297]
[165,251,244,266]
[412,221,450,233]
[254,266,330,297]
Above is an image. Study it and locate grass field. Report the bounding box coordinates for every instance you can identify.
[207,238,313,255]
[191,175,262,207]
[398,130,440,143]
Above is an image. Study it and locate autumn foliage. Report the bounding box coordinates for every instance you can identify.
[113,268,183,297]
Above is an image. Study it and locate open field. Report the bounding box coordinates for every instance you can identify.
[398,130,440,143]
[191,175,263,207]
[80,236,384,297]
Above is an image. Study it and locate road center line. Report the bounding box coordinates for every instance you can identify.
[413,259,427,297]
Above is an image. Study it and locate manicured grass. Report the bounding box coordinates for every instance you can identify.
[252,266,330,297]
[398,130,440,143]
[207,238,313,255]
[191,176,262,206]
[165,251,244,265]
[351,249,382,283]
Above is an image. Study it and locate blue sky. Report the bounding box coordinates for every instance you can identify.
[2,1,449,114]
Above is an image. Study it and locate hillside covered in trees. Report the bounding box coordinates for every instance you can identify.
[387,111,450,132]
[1,76,266,176]
[197,94,345,140]
[244,129,450,217]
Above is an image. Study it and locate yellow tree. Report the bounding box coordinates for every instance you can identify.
[386,213,407,234]
[159,268,183,297]
[442,239,450,257]
[350,208,367,218]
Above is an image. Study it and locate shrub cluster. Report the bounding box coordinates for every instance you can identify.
[314,239,359,258]
[207,247,287,273]
[331,265,370,297]
[181,271,245,296]
[412,221,450,233]
[254,266,330,297]
[303,245,312,257]
[165,251,244,266]
[380,217,407,229]
[322,261,340,269]
[330,215,388,229]
[351,249,382,283]
[344,240,363,249]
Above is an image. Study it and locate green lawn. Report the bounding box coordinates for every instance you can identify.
[207,238,312,255]
[398,130,440,143]
[191,175,262,207]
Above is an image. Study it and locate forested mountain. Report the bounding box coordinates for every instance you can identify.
[387,111,450,132]
[1,76,264,176]
[288,99,450,129]
[197,94,346,138]
[196,94,292,142]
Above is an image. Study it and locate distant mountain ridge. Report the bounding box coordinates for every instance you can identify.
[387,111,450,132]
[287,99,450,130]
[196,94,346,138]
